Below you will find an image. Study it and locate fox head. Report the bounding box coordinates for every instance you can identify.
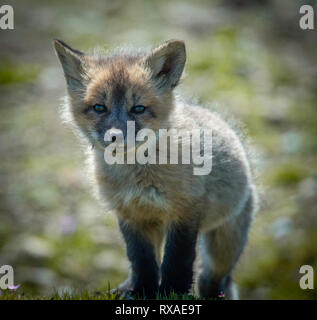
[54,39,186,149]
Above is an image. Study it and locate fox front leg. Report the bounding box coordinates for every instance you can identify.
[110,274,133,298]
[118,220,159,299]
[159,220,199,296]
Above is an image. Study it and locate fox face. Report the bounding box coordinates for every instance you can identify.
[54,40,186,149]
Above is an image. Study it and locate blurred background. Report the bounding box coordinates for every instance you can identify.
[0,0,317,299]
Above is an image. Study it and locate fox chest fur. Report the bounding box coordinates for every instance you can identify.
[93,150,205,225]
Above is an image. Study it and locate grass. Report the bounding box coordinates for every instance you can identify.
[0,288,202,300]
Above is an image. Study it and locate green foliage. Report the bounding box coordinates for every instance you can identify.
[270,163,308,187]
[0,61,39,85]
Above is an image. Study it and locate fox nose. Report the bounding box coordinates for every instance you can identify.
[104,128,124,144]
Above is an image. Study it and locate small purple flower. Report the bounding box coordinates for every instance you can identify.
[8,284,21,290]
[60,215,77,235]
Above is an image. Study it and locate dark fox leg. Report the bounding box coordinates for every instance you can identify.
[197,194,254,299]
[160,219,199,296]
[111,273,133,297]
[118,220,160,299]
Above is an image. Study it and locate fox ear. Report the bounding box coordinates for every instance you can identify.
[143,40,186,91]
[53,39,86,92]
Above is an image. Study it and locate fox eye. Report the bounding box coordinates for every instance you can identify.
[131,105,146,114]
[93,104,107,113]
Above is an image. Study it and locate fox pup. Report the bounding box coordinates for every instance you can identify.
[54,39,258,299]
